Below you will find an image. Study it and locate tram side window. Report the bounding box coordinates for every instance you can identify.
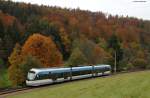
[72,70,80,76]
[37,72,49,80]
[80,69,91,75]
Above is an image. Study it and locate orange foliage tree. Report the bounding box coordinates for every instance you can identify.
[92,45,112,64]
[22,33,63,67]
[8,43,42,86]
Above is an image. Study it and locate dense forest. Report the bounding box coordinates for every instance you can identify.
[0,0,150,86]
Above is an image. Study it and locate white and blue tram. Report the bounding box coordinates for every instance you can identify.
[26,64,111,86]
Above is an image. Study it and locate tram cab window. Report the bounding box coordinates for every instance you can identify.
[27,71,36,81]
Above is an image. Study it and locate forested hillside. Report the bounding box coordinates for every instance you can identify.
[0,0,150,73]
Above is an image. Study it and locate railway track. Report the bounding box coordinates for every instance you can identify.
[0,69,148,96]
[0,87,31,96]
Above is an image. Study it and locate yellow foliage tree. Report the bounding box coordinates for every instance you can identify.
[22,33,63,67]
[8,43,24,86]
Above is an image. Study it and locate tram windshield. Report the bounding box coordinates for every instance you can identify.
[27,71,36,81]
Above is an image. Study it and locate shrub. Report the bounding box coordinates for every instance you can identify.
[133,58,148,69]
[0,69,12,88]
[19,55,42,85]
[67,48,87,66]
[126,63,134,70]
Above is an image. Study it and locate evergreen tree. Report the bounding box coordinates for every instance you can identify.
[107,33,123,72]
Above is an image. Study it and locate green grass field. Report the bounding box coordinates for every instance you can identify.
[7,71,150,98]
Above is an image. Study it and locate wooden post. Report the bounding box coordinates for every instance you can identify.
[114,50,117,73]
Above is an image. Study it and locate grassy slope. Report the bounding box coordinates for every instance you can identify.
[7,71,150,98]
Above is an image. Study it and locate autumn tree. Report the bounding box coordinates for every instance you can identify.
[72,37,111,65]
[59,27,71,60]
[8,43,42,86]
[92,45,112,64]
[122,42,149,69]
[8,43,23,86]
[8,43,22,67]
[22,33,63,67]
[132,46,148,69]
